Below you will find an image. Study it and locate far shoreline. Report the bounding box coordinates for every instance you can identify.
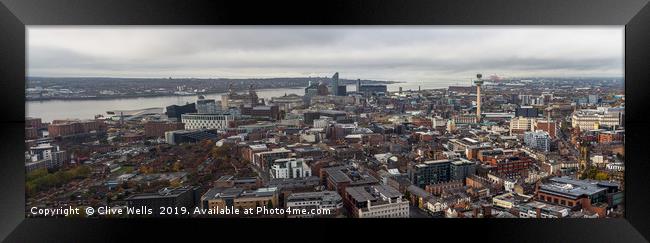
[27,80,403,102]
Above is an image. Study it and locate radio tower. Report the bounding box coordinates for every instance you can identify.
[474,73,483,123]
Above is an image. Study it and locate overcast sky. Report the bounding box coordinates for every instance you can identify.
[27,27,623,82]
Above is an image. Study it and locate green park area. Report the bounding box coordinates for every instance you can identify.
[26,166,91,196]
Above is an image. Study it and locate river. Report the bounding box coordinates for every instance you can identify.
[27,80,464,122]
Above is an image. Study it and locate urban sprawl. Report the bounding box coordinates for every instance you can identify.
[25,73,625,218]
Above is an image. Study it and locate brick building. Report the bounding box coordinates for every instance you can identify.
[486,156,534,178]
[425,180,464,196]
[535,177,622,217]
[534,120,558,139]
[240,105,280,120]
[597,130,624,144]
[144,121,185,138]
[26,117,45,139]
[48,119,105,138]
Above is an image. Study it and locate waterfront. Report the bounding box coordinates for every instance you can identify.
[27,87,300,122]
[23,26,626,222]
[27,81,463,122]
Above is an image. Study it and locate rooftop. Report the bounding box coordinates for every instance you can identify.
[268,176,320,189]
[30,143,55,150]
[407,185,432,198]
[346,184,403,203]
[252,106,273,111]
[324,166,379,185]
[202,187,243,200]
[450,159,475,166]
[520,201,570,215]
[255,148,292,155]
[539,177,618,199]
[126,187,193,200]
[415,159,452,168]
[131,172,188,183]
[294,147,322,153]
[249,144,268,151]
[493,192,533,203]
[202,187,277,200]
[319,110,347,116]
[286,191,341,202]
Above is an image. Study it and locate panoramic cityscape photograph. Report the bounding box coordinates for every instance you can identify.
[24,27,624,218]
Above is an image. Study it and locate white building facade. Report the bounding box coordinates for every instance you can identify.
[509,117,535,134]
[285,191,343,218]
[357,199,409,218]
[181,113,233,130]
[313,118,332,128]
[270,158,312,179]
[571,107,624,130]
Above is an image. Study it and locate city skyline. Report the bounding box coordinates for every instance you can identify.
[28,27,623,82]
[24,27,625,219]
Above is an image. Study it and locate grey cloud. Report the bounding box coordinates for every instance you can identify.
[27,27,623,80]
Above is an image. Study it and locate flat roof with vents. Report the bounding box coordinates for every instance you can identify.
[346,184,402,203]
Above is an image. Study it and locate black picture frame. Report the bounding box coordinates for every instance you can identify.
[1,0,649,242]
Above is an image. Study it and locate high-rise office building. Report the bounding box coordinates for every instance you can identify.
[165,103,197,121]
[196,96,219,114]
[408,159,452,188]
[588,94,599,104]
[337,85,347,96]
[515,106,539,118]
[450,159,477,181]
[524,130,551,152]
[330,72,340,96]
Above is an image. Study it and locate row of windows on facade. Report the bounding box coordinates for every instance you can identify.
[364,209,408,217]
[519,212,558,218]
[537,194,575,207]
[183,116,229,120]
